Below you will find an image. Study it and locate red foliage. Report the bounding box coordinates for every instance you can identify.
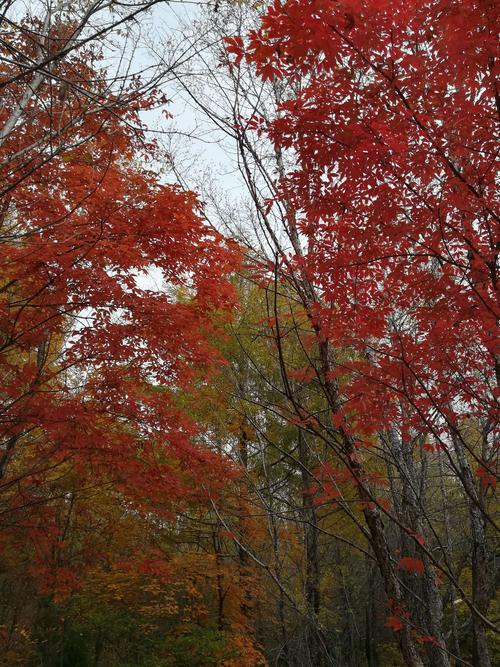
[235,0,498,458]
[398,557,425,576]
[476,465,497,489]
[0,21,240,565]
[385,615,403,632]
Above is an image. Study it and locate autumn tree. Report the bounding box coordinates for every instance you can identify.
[224,1,499,665]
[0,8,252,664]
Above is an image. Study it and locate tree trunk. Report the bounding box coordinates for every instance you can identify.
[298,429,326,666]
[365,561,380,667]
[452,434,491,667]
[438,450,462,665]
[316,339,425,667]
[237,424,253,621]
[386,427,450,667]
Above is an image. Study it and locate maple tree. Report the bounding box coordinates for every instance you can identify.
[221,1,499,665]
[0,12,239,488]
[0,10,248,662]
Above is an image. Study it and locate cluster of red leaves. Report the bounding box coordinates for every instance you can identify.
[228,0,499,457]
[398,556,425,576]
[0,20,240,588]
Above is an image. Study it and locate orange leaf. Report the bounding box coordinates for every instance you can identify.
[385,615,403,632]
[398,557,425,576]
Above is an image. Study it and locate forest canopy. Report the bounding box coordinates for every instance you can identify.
[0,1,498,666]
